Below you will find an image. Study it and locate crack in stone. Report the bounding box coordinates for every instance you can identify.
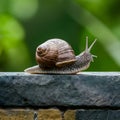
[34,111,38,120]
[61,111,65,120]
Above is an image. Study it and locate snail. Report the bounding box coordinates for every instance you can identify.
[24,37,97,74]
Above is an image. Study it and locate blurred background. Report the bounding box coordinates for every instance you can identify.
[0,0,120,72]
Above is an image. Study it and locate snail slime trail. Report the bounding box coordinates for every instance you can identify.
[24,37,97,74]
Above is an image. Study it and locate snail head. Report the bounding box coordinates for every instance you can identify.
[85,36,97,62]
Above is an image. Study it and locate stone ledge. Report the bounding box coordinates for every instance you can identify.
[0,72,120,107]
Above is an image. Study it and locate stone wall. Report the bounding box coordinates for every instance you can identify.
[0,72,120,120]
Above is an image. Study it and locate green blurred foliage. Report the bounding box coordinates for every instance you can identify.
[0,0,120,71]
[0,14,31,71]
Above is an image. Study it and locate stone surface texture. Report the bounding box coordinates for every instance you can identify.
[76,110,120,120]
[37,109,62,120]
[0,72,120,107]
[0,109,62,120]
[64,110,75,120]
[0,109,34,120]
[0,109,120,120]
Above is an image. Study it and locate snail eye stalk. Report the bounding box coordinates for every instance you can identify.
[88,39,97,52]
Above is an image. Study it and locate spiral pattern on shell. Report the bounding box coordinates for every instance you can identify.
[36,38,76,68]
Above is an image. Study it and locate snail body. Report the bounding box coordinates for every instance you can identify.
[25,37,97,74]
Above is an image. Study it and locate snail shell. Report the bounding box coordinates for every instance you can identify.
[36,39,76,68]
